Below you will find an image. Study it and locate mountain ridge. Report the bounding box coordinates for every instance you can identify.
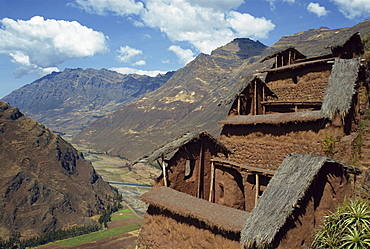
[0,100,117,240]
[3,68,174,137]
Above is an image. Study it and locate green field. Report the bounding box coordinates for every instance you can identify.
[111,213,137,221]
[41,208,142,247]
[52,223,142,247]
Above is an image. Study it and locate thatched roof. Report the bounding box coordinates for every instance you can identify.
[324,31,360,50]
[133,131,232,164]
[141,186,249,233]
[240,153,362,249]
[260,46,306,63]
[218,75,275,106]
[321,58,361,120]
[218,110,324,126]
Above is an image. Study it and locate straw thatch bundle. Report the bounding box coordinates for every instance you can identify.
[141,187,249,233]
[240,153,362,249]
[133,131,231,164]
[218,110,324,126]
[321,58,361,120]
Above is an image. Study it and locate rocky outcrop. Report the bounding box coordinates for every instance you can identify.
[0,100,116,239]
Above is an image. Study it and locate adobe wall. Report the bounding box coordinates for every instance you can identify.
[220,123,344,170]
[214,166,245,210]
[265,68,331,103]
[154,138,217,200]
[272,163,354,249]
[137,206,241,249]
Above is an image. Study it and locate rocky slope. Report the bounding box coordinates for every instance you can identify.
[72,38,267,160]
[0,100,116,240]
[3,68,174,137]
[73,20,370,161]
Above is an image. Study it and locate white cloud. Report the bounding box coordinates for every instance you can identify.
[133,60,146,66]
[116,46,143,62]
[110,67,167,76]
[307,2,329,17]
[72,0,144,15]
[265,0,295,10]
[73,0,275,54]
[0,16,108,77]
[168,45,196,65]
[331,0,370,19]
[185,0,244,11]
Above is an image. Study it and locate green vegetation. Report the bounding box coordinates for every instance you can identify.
[0,225,100,249]
[114,208,132,214]
[111,213,137,221]
[52,222,142,247]
[362,34,370,61]
[312,198,370,248]
[321,133,338,158]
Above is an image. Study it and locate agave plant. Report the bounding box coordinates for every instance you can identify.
[312,198,370,249]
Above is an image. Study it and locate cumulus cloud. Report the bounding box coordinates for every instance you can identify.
[116,46,145,65]
[307,2,329,17]
[168,45,196,65]
[331,0,370,19]
[110,67,167,76]
[72,0,275,55]
[133,60,146,66]
[0,16,108,77]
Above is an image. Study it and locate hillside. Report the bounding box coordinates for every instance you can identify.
[0,100,117,240]
[73,20,370,161]
[3,68,174,138]
[72,38,267,160]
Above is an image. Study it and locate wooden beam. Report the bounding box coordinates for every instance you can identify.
[197,142,203,198]
[161,157,168,187]
[262,86,266,115]
[254,80,257,115]
[237,95,241,115]
[209,161,215,202]
[255,174,260,207]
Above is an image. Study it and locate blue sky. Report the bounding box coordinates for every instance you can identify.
[1,0,370,98]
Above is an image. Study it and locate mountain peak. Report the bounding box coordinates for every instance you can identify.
[211,38,267,64]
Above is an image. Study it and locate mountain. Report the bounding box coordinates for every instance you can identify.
[3,68,174,137]
[73,20,370,161]
[72,38,267,160]
[0,100,116,240]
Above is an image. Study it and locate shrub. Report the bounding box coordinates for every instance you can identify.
[312,198,370,248]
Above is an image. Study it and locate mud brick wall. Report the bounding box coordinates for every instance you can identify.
[267,70,331,102]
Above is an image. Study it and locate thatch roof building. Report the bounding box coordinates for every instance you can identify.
[141,187,249,233]
[133,131,231,165]
[323,31,363,57]
[321,57,361,121]
[260,47,306,66]
[218,75,277,116]
[137,187,250,248]
[241,153,362,249]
